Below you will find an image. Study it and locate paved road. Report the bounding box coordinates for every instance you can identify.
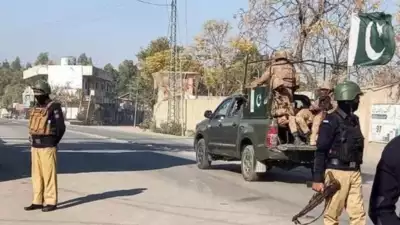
[0,119,379,225]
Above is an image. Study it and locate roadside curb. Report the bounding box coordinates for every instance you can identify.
[68,124,192,140]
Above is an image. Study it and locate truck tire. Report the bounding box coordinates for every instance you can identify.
[241,145,259,181]
[195,139,211,169]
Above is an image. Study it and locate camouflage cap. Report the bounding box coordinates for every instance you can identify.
[272,49,290,61]
[32,80,51,96]
[333,81,363,101]
[319,81,333,90]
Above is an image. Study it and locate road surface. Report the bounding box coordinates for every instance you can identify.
[0,119,379,225]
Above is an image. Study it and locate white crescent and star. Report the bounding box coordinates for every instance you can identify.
[255,94,262,107]
[365,21,386,60]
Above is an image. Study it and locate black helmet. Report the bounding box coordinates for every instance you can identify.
[32,80,51,96]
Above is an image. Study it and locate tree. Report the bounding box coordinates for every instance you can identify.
[25,63,32,69]
[192,20,261,95]
[70,57,77,65]
[237,0,383,88]
[117,60,138,94]
[11,57,22,71]
[77,53,92,65]
[2,60,10,69]
[34,52,49,65]
[137,37,170,60]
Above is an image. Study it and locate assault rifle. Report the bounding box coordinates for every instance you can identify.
[292,171,340,225]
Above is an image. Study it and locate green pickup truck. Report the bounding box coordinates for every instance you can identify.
[194,86,317,181]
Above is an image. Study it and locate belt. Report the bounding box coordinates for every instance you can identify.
[328,158,358,168]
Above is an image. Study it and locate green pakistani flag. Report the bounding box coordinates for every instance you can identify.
[250,86,266,117]
[348,12,396,66]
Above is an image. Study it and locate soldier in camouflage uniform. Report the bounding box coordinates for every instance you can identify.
[270,78,304,144]
[25,80,66,212]
[250,49,298,99]
[251,49,303,144]
[309,81,337,145]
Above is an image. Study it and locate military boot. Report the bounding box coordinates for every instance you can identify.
[42,205,57,212]
[293,132,306,145]
[24,204,42,211]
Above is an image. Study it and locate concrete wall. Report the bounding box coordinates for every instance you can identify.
[153,96,227,132]
[357,83,400,151]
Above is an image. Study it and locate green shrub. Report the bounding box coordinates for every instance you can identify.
[159,121,182,136]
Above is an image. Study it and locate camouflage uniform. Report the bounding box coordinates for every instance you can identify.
[25,80,66,212]
[270,78,297,135]
[295,108,314,137]
[250,49,298,101]
[251,50,306,144]
[309,81,337,145]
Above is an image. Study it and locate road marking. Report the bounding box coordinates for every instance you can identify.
[66,129,128,143]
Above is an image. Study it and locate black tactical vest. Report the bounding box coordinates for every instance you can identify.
[328,111,364,164]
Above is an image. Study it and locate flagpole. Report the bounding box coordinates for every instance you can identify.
[346,0,363,82]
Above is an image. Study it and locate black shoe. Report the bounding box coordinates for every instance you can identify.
[42,205,57,212]
[24,204,42,211]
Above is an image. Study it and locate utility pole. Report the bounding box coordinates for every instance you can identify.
[167,0,178,123]
[133,68,139,127]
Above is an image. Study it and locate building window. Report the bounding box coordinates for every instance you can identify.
[96,82,98,89]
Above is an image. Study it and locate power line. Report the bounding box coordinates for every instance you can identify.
[135,0,170,7]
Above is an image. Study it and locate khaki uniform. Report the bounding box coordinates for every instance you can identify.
[31,147,57,205]
[324,169,366,225]
[271,78,297,133]
[309,82,337,145]
[28,101,64,206]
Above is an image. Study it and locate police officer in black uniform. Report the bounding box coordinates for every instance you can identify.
[369,136,400,224]
[312,81,366,225]
[25,80,65,212]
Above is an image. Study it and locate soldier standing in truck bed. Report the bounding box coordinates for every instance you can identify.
[250,49,303,144]
[25,80,66,212]
[250,49,298,100]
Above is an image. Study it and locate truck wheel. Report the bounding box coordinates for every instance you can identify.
[241,145,259,181]
[195,139,211,169]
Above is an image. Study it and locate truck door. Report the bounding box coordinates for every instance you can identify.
[217,97,244,155]
[208,97,234,154]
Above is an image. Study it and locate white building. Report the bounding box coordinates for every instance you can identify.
[23,57,115,104]
[22,86,34,108]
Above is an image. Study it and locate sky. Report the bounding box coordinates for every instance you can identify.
[0,0,247,67]
[0,0,397,68]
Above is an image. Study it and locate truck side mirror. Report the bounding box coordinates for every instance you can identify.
[204,110,212,118]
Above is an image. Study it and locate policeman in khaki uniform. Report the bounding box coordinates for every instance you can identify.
[270,78,299,143]
[25,80,66,212]
[309,81,337,145]
[312,81,366,225]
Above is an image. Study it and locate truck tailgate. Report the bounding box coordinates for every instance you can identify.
[275,144,317,151]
